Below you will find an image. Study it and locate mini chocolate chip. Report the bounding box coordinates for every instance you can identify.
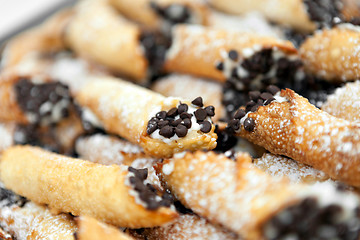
[228,119,240,131]
[191,97,203,107]
[175,124,188,137]
[200,121,212,133]
[147,121,158,135]
[158,120,169,128]
[167,108,178,117]
[178,103,188,114]
[73,232,78,240]
[146,199,160,210]
[228,50,238,61]
[246,100,256,112]
[244,117,255,132]
[249,91,261,101]
[231,68,238,78]
[183,118,192,128]
[215,61,224,71]
[194,109,207,121]
[234,109,246,119]
[159,125,175,138]
[251,105,260,112]
[156,111,167,119]
[264,97,276,105]
[171,118,182,127]
[260,92,273,100]
[267,85,280,95]
[205,106,215,117]
[180,112,192,119]
[257,99,264,105]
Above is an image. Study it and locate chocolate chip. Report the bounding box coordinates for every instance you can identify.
[191,97,203,107]
[205,106,215,117]
[246,100,256,112]
[234,109,246,119]
[183,118,192,128]
[200,121,212,133]
[180,112,192,119]
[158,120,169,128]
[228,119,240,131]
[228,50,238,61]
[266,85,280,95]
[249,91,261,101]
[147,121,158,135]
[175,124,188,137]
[260,92,273,100]
[243,117,255,132]
[171,118,182,127]
[159,125,175,138]
[251,105,260,112]
[264,97,276,105]
[177,103,188,114]
[167,108,178,117]
[194,109,207,121]
[156,111,167,119]
[215,61,224,71]
[231,68,238,78]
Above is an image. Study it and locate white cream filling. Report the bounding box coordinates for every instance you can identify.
[336,23,360,32]
[162,161,174,175]
[82,107,103,129]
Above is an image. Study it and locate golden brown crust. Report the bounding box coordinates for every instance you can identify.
[300,26,360,82]
[0,202,76,240]
[157,151,303,239]
[75,76,217,158]
[236,89,360,186]
[1,8,73,69]
[164,25,297,82]
[322,81,360,122]
[75,216,134,240]
[0,146,178,228]
[208,0,315,32]
[65,0,147,81]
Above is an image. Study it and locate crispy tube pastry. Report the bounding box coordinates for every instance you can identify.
[0,146,178,228]
[228,88,360,187]
[208,0,360,32]
[75,76,217,158]
[75,216,134,240]
[1,9,73,69]
[157,151,360,239]
[109,0,209,30]
[65,0,147,81]
[163,25,297,82]
[322,80,360,122]
[300,25,360,82]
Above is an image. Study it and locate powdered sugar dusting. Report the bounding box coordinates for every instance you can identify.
[322,80,360,122]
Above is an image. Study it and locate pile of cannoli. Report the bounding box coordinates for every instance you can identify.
[1,0,360,239]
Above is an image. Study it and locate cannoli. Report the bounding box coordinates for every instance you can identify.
[227,87,360,187]
[300,24,360,82]
[0,146,178,228]
[0,185,76,240]
[1,8,73,69]
[65,0,164,82]
[157,151,360,239]
[127,214,239,240]
[208,0,360,32]
[322,80,360,122]
[75,76,217,158]
[109,0,209,32]
[164,25,298,83]
[151,74,225,121]
[253,153,330,184]
[0,74,73,126]
[75,134,162,190]
[75,216,134,240]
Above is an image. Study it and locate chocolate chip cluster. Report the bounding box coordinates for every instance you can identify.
[264,197,360,240]
[0,186,27,208]
[228,85,280,133]
[304,0,343,28]
[128,167,173,210]
[146,97,215,139]
[15,78,72,125]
